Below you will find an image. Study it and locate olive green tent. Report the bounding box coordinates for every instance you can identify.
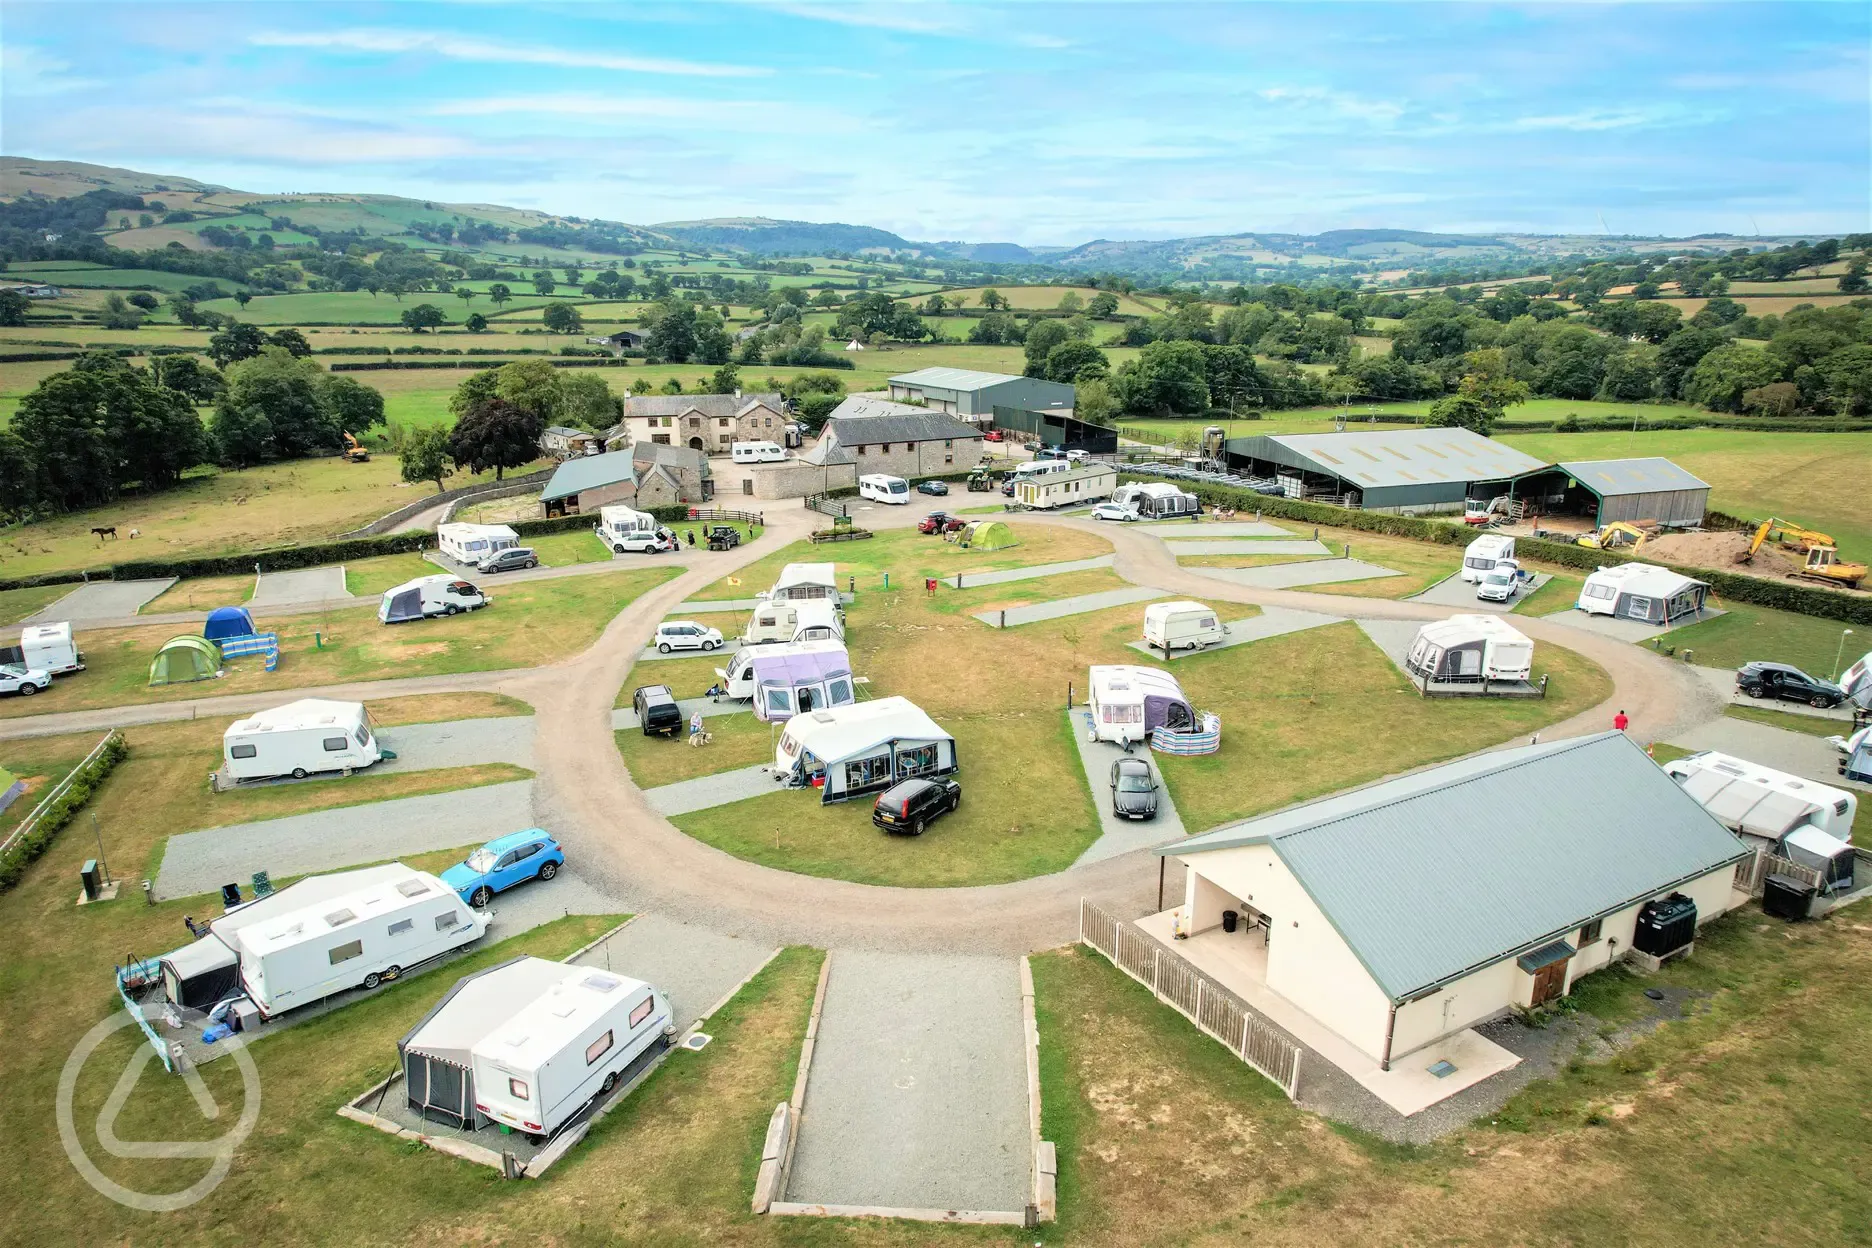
[960,520,1018,551]
[148,636,222,687]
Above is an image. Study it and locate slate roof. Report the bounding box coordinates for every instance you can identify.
[826,403,984,448]
[620,392,783,420]
[1162,733,1750,1001]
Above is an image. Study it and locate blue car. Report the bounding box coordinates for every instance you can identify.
[441,829,566,908]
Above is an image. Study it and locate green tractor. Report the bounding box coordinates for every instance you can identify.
[966,466,994,492]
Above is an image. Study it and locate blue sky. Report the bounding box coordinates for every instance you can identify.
[4,2,1867,244]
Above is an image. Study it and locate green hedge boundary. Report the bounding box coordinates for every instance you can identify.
[1121,472,1872,625]
[0,732,129,893]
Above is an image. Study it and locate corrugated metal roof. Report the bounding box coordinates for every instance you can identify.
[541,449,636,502]
[1262,428,1547,489]
[1556,458,1710,495]
[889,366,1027,392]
[1163,733,1750,1001]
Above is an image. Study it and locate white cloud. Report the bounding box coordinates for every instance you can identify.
[757,3,970,36]
[1257,86,1405,125]
[1,44,104,96]
[248,28,768,77]
[1508,109,1670,132]
[427,92,858,131]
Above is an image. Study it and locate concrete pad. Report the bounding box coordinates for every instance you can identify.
[373,715,536,773]
[1164,539,1331,556]
[644,762,782,816]
[785,950,1029,1213]
[483,867,624,938]
[1065,709,1187,864]
[251,566,348,608]
[1540,605,1726,644]
[1408,571,1552,614]
[1687,666,1861,723]
[1354,618,1425,674]
[154,779,536,900]
[572,912,776,1033]
[973,584,1166,628]
[638,639,744,662]
[1124,605,1343,663]
[954,553,1114,588]
[612,699,753,731]
[1669,717,1867,791]
[27,578,177,623]
[1142,521,1292,537]
[1191,559,1401,590]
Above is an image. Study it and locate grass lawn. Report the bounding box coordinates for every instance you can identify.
[1722,704,1848,738]
[0,567,678,720]
[524,527,613,566]
[0,583,68,625]
[1652,602,1863,676]
[1033,907,1872,1246]
[341,552,436,596]
[615,716,776,790]
[1175,527,1464,600]
[140,572,257,614]
[1513,571,1585,616]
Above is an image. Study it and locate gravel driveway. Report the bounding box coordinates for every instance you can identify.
[1540,605,1727,643]
[954,554,1114,588]
[1065,709,1188,863]
[374,715,536,772]
[27,578,177,623]
[572,912,777,1032]
[1189,558,1400,589]
[1159,538,1331,556]
[785,950,1029,1213]
[1124,604,1342,662]
[1407,570,1552,613]
[251,567,348,607]
[973,584,1165,628]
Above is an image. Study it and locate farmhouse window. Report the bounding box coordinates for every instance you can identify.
[230,744,257,759]
[629,996,655,1028]
[945,456,953,465]
[585,1030,614,1065]
[1579,918,1604,946]
[328,940,363,965]
[323,736,349,752]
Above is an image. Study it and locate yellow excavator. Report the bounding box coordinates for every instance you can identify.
[1576,521,1651,551]
[1739,518,1866,587]
[341,432,371,464]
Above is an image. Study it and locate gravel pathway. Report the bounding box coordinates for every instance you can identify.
[953,554,1114,588]
[154,779,536,900]
[643,762,782,816]
[572,912,777,1032]
[484,867,625,937]
[1141,520,1291,537]
[973,584,1165,628]
[1161,538,1331,556]
[373,715,535,772]
[1189,558,1401,590]
[251,567,348,607]
[27,578,177,624]
[672,598,762,612]
[1540,605,1727,644]
[784,950,1029,1213]
[1686,666,1861,723]
[1065,709,1188,863]
[1408,570,1552,613]
[612,700,751,731]
[1354,618,1424,673]
[1124,605,1343,662]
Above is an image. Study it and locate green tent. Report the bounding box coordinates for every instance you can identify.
[148,636,222,687]
[961,520,1019,551]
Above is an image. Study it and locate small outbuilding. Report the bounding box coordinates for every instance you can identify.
[1014,463,1116,510]
[1576,562,1709,624]
[1404,615,1534,683]
[202,606,257,644]
[148,635,221,686]
[1514,458,1710,529]
[774,696,957,802]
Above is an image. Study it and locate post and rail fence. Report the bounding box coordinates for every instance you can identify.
[0,730,117,860]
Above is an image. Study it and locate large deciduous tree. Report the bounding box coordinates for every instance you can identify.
[541,302,584,334]
[448,397,544,481]
[399,424,454,493]
[1112,339,1210,416]
[401,303,447,333]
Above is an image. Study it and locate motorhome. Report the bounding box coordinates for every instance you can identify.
[1142,602,1226,653]
[1461,533,1516,583]
[223,698,382,782]
[1113,481,1200,519]
[469,967,672,1140]
[1404,615,1535,682]
[0,621,83,676]
[595,505,659,552]
[741,598,844,646]
[731,440,787,464]
[717,639,850,700]
[774,697,957,802]
[1663,750,1858,844]
[437,523,519,567]
[1086,665,1197,746]
[378,575,489,623]
[762,562,840,604]
[859,474,911,504]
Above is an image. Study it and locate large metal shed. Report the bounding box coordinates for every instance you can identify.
[1513,458,1710,528]
[887,367,1074,422]
[1222,427,1548,514]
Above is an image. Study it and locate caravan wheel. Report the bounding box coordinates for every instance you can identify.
[291,768,308,780]
[600,1070,620,1094]
[363,971,384,990]
[444,604,460,616]
[383,965,402,981]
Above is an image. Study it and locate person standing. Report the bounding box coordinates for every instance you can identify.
[690,708,705,744]
[1613,709,1629,732]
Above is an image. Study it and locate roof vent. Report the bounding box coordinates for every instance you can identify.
[396,879,431,898]
[582,972,623,993]
[812,710,835,723]
[324,908,356,927]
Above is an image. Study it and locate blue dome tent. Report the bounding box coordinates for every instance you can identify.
[203,606,256,643]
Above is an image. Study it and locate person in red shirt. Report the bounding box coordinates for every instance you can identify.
[1613,709,1630,732]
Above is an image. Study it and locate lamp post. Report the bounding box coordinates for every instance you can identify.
[1833,628,1855,682]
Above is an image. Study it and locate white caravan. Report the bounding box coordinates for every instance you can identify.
[378,575,489,623]
[595,505,659,552]
[858,474,911,504]
[0,621,84,676]
[223,698,382,782]
[730,440,787,464]
[717,639,850,700]
[741,598,844,646]
[470,967,673,1139]
[437,523,518,567]
[762,562,840,603]
[1112,481,1200,519]
[1086,665,1197,746]
[1662,750,1858,844]
[1142,601,1226,653]
[1404,614,1535,682]
[1461,533,1516,583]
[1010,458,1072,482]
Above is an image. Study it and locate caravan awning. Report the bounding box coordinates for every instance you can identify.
[749,647,851,687]
[401,956,578,1068]
[1674,771,1823,839]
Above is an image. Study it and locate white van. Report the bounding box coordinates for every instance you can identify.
[859,474,911,504]
[1142,601,1225,653]
[0,622,84,676]
[741,598,845,646]
[731,441,787,464]
[1461,534,1516,583]
[223,698,383,782]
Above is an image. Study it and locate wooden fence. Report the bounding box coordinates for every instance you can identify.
[1733,847,1826,897]
[0,730,116,860]
[1079,900,1302,1098]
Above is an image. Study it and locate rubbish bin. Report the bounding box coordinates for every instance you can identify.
[1221,910,1239,933]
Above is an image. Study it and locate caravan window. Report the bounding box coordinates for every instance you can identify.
[230,744,257,759]
[355,726,371,747]
[845,754,892,789]
[629,996,655,1028]
[435,910,463,932]
[323,736,349,752]
[388,918,414,936]
[508,1077,530,1101]
[1583,582,1616,601]
[1102,703,1142,724]
[585,1030,614,1065]
[328,940,363,966]
[896,743,939,777]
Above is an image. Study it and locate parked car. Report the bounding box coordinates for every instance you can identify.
[983,429,1005,442]
[706,525,742,551]
[654,622,723,654]
[1475,563,1521,603]
[632,684,684,736]
[441,829,566,908]
[1089,502,1139,522]
[918,511,963,534]
[1066,449,1090,463]
[1001,480,1016,496]
[616,529,677,554]
[477,546,539,574]
[872,776,962,835]
[1737,661,1844,708]
[917,479,950,496]
[0,662,50,698]
[1109,757,1160,821]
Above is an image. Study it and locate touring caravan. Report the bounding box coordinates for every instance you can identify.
[716,639,851,700]
[1404,615,1535,683]
[0,621,83,676]
[1840,726,1872,786]
[741,599,845,646]
[1010,459,1071,483]
[774,696,957,803]
[379,575,489,623]
[1461,534,1516,583]
[1576,563,1709,624]
[747,645,857,722]
[470,967,672,1140]
[437,523,519,567]
[1781,827,1857,895]
[223,698,382,781]
[731,440,787,464]
[859,474,911,504]
[1087,665,1196,746]
[762,562,840,604]
[595,505,659,552]
[1014,463,1117,510]
[1662,750,1857,844]
[1113,481,1199,519]
[1142,602,1225,653]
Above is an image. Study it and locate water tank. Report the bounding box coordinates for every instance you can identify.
[1632,893,1698,955]
[1762,875,1817,922]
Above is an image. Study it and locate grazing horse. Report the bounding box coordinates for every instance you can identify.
[91,526,117,541]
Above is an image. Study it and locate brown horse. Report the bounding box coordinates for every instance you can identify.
[91,526,117,541]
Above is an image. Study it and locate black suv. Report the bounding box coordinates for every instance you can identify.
[1736,661,1844,709]
[872,776,961,835]
[707,525,742,552]
[632,684,684,736]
